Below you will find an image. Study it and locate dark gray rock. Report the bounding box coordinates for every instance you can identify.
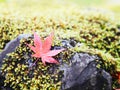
[60,53,112,90]
[0,34,31,90]
[61,39,77,48]
[0,34,31,67]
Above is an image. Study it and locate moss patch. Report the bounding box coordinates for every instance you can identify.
[1,38,66,90]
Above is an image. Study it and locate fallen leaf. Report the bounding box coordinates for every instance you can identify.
[27,32,64,65]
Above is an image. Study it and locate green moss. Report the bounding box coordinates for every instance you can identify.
[0,9,119,58]
[1,39,64,90]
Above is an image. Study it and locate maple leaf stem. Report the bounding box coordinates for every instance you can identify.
[31,58,39,67]
[28,58,39,72]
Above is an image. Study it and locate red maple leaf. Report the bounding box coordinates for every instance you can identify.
[27,32,64,65]
[115,72,120,84]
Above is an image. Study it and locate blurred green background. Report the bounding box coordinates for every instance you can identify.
[0,0,120,19]
[0,0,120,10]
[69,0,120,14]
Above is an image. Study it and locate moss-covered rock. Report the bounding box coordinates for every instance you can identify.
[1,37,113,90]
[0,1,120,89]
[1,38,65,90]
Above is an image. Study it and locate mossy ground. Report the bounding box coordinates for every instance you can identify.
[0,0,120,89]
[1,38,65,90]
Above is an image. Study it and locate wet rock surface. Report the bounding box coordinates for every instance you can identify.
[0,34,31,67]
[0,38,112,90]
[61,39,77,48]
[60,53,112,90]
